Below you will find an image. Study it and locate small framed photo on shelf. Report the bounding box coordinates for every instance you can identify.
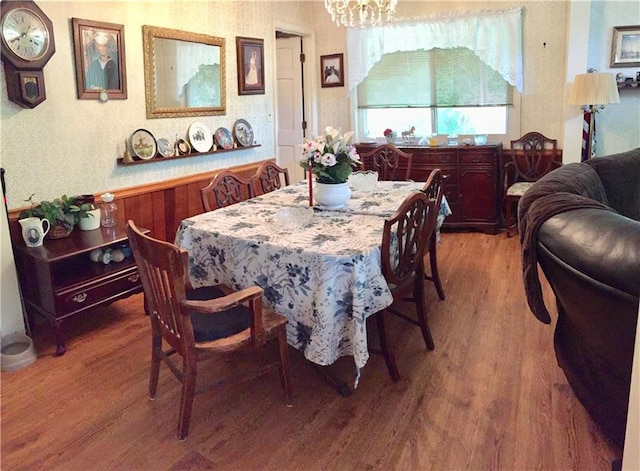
[72,18,127,100]
[610,25,640,68]
[236,37,265,95]
[320,53,344,88]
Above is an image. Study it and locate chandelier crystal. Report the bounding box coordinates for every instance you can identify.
[324,0,398,28]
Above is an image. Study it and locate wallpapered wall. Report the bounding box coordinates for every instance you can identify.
[1,1,636,211]
[0,1,316,210]
[585,0,640,157]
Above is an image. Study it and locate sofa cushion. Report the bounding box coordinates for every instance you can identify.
[584,148,640,221]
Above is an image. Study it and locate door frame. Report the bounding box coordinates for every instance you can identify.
[272,21,318,160]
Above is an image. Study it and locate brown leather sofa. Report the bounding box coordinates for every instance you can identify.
[518,148,640,447]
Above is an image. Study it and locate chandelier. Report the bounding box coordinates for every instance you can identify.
[324,0,398,28]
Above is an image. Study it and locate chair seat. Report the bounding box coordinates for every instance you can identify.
[187,286,252,342]
[506,181,534,197]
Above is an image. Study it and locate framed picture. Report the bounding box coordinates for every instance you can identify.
[610,25,640,68]
[236,37,265,95]
[321,53,344,88]
[72,18,127,100]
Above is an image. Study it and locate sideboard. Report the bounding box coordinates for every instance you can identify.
[356,143,503,234]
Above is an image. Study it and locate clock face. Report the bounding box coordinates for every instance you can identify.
[1,7,50,61]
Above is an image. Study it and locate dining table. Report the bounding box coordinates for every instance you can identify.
[175,180,451,390]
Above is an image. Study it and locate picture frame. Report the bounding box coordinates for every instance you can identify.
[236,37,265,95]
[320,53,344,88]
[610,25,640,68]
[72,18,127,100]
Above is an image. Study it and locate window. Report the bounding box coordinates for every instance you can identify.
[356,48,513,139]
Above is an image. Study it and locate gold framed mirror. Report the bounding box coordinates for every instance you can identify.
[143,25,226,119]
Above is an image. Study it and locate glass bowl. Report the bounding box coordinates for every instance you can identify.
[474,134,488,145]
[349,170,379,190]
[275,207,314,230]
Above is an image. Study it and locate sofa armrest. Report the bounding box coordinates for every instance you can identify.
[538,209,640,297]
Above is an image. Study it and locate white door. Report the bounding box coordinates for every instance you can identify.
[276,36,305,182]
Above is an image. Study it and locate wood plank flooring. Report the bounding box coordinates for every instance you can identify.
[1,232,622,470]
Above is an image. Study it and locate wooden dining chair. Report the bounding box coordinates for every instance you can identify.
[421,169,446,300]
[359,144,413,181]
[200,170,255,212]
[254,160,290,196]
[370,191,436,381]
[126,220,293,440]
[504,132,561,237]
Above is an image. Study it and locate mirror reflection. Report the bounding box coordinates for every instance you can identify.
[143,25,226,119]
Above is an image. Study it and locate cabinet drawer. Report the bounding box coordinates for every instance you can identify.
[460,151,496,165]
[411,167,458,186]
[413,150,458,165]
[55,267,142,318]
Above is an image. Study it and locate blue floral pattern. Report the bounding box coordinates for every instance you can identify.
[249,180,452,219]
[177,205,394,368]
[175,180,452,372]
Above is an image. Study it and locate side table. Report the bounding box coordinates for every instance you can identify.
[12,222,147,355]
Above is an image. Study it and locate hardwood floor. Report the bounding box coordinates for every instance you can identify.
[1,232,622,470]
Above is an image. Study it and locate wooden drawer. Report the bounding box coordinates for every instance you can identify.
[54,266,142,318]
[413,149,458,165]
[460,150,497,165]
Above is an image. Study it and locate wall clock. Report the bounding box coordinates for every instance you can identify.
[0,0,55,108]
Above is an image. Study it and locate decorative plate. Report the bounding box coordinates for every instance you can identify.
[188,122,213,153]
[233,119,254,147]
[215,127,234,150]
[176,138,191,155]
[157,138,174,158]
[130,129,157,160]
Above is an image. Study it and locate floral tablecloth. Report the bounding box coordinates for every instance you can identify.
[175,180,452,377]
[249,180,452,221]
[176,203,394,371]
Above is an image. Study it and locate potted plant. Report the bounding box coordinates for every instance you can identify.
[298,127,361,209]
[19,194,94,239]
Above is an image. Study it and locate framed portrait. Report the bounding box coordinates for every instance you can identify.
[72,18,127,100]
[610,25,640,68]
[236,37,265,95]
[320,53,344,88]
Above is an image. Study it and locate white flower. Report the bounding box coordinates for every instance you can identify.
[348,146,361,163]
[299,126,361,183]
[321,153,337,167]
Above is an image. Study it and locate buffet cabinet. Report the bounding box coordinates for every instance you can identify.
[356,143,503,234]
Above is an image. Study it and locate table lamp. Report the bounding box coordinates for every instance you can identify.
[568,72,620,161]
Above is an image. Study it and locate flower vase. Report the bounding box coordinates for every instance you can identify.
[386,135,395,144]
[314,182,352,209]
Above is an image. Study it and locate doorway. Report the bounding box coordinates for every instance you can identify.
[274,24,317,183]
[275,34,304,181]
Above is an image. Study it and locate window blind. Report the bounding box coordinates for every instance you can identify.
[357,48,512,109]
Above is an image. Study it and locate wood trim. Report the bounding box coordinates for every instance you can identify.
[8,160,270,221]
[8,159,273,243]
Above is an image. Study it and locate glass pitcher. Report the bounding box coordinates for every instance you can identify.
[100,193,117,228]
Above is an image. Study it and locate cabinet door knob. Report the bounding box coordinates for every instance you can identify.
[128,273,140,283]
[72,293,87,303]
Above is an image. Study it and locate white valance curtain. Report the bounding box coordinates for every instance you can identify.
[176,42,219,97]
[346,7,524,94]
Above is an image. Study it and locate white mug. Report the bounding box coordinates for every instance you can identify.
[19,217,50,248]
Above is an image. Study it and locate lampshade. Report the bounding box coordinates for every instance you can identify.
[324,0,398,28]
[568,72,620,107]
